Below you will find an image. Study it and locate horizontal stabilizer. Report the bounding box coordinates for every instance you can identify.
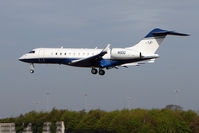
[153,31,189,36]
[145,28,189,38]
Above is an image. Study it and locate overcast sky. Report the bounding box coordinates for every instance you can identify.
[0,0,199,118]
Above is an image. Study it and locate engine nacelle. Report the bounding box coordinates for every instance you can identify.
[111,48,140,60]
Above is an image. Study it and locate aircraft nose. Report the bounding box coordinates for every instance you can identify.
[18,55,26,62]
[18,56,23,61]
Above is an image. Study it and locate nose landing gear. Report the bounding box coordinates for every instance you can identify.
[30,63,34,73]
[30,69,34,73]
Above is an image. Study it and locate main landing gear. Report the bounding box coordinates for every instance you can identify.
[91,68,105,75]
[30,63,34,73]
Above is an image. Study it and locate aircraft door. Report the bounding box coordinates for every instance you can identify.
[38,49,45,63]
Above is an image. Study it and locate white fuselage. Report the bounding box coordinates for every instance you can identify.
[21,48,106,61]
[19,47,157,68]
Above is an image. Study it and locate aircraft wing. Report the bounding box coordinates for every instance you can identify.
[69,44,110,67]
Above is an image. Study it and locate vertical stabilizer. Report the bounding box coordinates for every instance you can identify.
[126,28,189,55]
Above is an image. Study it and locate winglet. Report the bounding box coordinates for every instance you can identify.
[102,43,111,53]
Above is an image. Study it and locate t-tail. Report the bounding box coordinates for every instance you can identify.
[127,28,189,55]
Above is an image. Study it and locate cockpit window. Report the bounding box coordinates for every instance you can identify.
[29,51,35,53]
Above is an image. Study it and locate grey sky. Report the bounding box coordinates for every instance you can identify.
[0,0,199,118]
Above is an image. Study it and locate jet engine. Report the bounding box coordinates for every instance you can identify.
[111,48,140,60]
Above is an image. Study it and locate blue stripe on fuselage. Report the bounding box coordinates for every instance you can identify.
[19,57,150,68]
[19,58,77,64]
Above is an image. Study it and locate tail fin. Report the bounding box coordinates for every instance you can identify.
[127,28,189,55]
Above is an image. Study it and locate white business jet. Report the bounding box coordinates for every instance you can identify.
[19,28,189,75]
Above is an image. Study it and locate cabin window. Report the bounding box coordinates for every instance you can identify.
[60,53,62,55]
[83,53,85,56]
[65,53,66,55]
[78,53,80,56]
[87,53,89,56]
[56,53,57,55]
[69,53,71,55]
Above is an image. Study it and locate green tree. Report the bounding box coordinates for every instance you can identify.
[190,116,199,133]
[96,110,119,132]
[76,110,105,132]
[60,110,86,132]
[0,108,198,133]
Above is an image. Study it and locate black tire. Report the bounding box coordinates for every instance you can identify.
[30,70,34,73]
[91,68,97,74]
[99,70,105,75]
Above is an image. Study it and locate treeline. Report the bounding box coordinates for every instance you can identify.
[1,108,199,133]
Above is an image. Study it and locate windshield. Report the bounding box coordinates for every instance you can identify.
[28,51,35,53]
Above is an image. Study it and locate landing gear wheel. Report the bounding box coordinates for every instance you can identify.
[99,69,105,75]
[30,69,34,73]
[30,63,34,74]
[91,68,98,74]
